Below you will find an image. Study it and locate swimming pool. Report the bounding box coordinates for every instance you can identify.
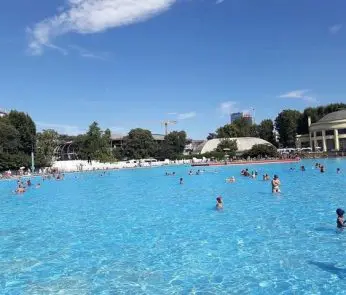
[0,159,346,294]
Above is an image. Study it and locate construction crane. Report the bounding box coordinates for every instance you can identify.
[162,120,177,135]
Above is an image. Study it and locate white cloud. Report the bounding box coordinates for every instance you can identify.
[69,45,110,60]
[27,0,177,55]
[178,112,196,120]
[279,89,317,103]
[36,122,84,135]
[219,101,238,116]
[329,24,342,35]
[215,0,225,4]
[45,43,68,55]
[167,112,177,115]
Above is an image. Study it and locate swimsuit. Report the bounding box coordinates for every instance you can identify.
[337,218,344,229]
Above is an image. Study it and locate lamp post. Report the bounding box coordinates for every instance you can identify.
[223,148,230,164]
[31,143,35,173]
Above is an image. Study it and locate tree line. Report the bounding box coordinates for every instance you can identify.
[0,102,344,170]
[38,123,189,166]
[211,103,346,148]
[275,103,346,147]
[0,111,189,170]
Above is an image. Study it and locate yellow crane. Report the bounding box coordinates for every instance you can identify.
[162,120,177,135]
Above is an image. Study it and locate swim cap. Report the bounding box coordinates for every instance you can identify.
[336,208,344,216]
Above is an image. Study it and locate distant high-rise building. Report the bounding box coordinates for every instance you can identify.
[230,112,253,124]
[243,113,254,125]
[230,112,243,123]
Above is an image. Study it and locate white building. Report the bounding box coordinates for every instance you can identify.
[296,110,346,152]
[196,137,273,155]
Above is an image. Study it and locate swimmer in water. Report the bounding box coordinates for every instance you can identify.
[301,166,306,171]
[180,178,183,185]
[336,208,346,230]
[15,184,26,194]
[263,174,270,181]
[36,183,41,189]
[27,179,32,186]
[226,176,236,183]
[337,168,341,174]
[216,196,223,210]
[272,175,281,193]
[320,165,325,173]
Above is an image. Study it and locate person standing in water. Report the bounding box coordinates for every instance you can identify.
[272,175,281,193]
[179,178,183,185]
[336,208,346,230]
[216,196,223,210]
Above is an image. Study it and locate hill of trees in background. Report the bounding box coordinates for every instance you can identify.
[0,103,345,170]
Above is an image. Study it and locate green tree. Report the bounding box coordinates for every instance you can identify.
[207,133,217,140]
[216,117,258,138]
[35,129,60,167]
[99,128,113,162]
[297,103,346,134]
[216,124,239,138]
[243,144,278,158]
[275,110,301,147]
[124,128,157,159]
[84,122,102,158]
[258,119,276,146]
[232,117,254,137]
[215,139,238,157]
[78,122,114,162]
[160,131,187,159]
[0,116,31,170]
[7,111,36,154]
[0,120,20,153]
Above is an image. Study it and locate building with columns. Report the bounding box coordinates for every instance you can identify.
[296,110,346,152]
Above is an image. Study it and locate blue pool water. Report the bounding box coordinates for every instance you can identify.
[1,159,346,294]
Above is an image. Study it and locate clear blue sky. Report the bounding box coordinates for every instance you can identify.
[0,0,345,139]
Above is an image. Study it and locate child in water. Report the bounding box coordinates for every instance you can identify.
[226,176,236,183]
[216,196,223,210]
[336,208,346,230]
[263,174,270,181]
[272,175,281,193]
[179,178,183,185]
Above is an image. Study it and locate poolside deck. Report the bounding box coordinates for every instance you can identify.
[191,158,300,167]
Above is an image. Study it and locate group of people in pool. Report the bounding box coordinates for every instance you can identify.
[316,163,326,173]
[314,162,341,173]
[15,179,41,194]
[14,173,65,194]
[240,168,258,178]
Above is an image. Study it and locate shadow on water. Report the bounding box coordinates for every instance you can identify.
[314,226,338,234]
[309,261,346,279]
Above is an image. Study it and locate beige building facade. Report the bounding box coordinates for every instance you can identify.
[296,110,346,152]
